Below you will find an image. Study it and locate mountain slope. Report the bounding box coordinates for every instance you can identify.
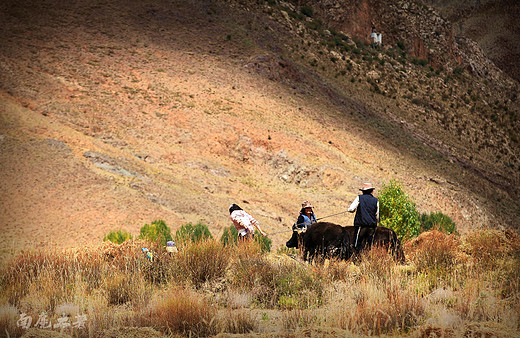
[0,0,518,258]
[425,0,520,82]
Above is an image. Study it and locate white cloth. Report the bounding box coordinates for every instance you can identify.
[230,210,258,234]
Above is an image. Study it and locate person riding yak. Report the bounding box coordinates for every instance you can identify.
[294,201,317,231]
[229,203,267,240]
[347,182,379,251]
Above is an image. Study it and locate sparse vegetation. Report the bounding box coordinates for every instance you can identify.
[1,229,518,336]
[1,0,520,336]
[300,6,313,18]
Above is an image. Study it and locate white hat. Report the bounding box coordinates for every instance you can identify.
[360,182,375,191]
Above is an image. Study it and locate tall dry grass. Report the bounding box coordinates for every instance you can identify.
[174,239,231,288]
[324,254,424,335]
[215,309,257,334]
[228,240,324,309]
[0,230,518,337]
[143,286,217,336]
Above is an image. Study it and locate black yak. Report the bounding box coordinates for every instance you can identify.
[286,222,352,261]
[286,222,405,263]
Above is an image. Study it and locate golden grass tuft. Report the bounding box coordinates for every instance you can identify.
[326,277,425,335]
[405,230,461,269]
[216,309,257,334]
[0,304,23,337]
[462,229,517,268]
[174,239,231,288]
[282,309,319,331]
[357,245,395,281]
[144,286,216,336]
[228,244,324,309]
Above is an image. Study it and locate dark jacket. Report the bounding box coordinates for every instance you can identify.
[354,194,378,227]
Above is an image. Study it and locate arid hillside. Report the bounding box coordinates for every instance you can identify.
[0,0,518,258]
[425,0,520,82]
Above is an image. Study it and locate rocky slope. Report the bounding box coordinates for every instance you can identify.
[425,0,520,82]
[0,0,518,259]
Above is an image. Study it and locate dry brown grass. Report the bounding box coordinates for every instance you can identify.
[215,309,257,334]
[0,230,518,337]
[143,287,216,336]
[463,229,518,268]
[228,241,324,309]
[282,309,319,331]
[174,239,231,288]
[325,264,425,335]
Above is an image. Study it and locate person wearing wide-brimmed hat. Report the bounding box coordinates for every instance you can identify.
[347,183,379,249]
[294,201,317,231]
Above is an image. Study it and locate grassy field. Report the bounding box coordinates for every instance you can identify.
[1,229,518,337]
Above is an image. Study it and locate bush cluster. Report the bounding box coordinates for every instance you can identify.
[139,219,172,246]
[378,179,420,239]
[175,222,213,246]
[379,180,457,239]
[420,211,457,234]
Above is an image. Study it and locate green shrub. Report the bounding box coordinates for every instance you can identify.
[255,230,272,252]
[139,219,172,246]
[220,225,238,247]
[103,229,133,244]
[411,58,428,66]
[420,212,457,234]
[220,226,271,252]
[175,222,213,245]
[378,179,420,240]
[396,40,405,50]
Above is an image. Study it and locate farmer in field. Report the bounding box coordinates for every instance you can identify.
[229,204,267,240]
[347,183,379,250]
[294,201,317,231]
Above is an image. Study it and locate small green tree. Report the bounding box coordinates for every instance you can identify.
[378,179,420,240]
[420,211,457,234]
[175,222,213,245]
[104,230,133,244]
[139,219,172,246]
